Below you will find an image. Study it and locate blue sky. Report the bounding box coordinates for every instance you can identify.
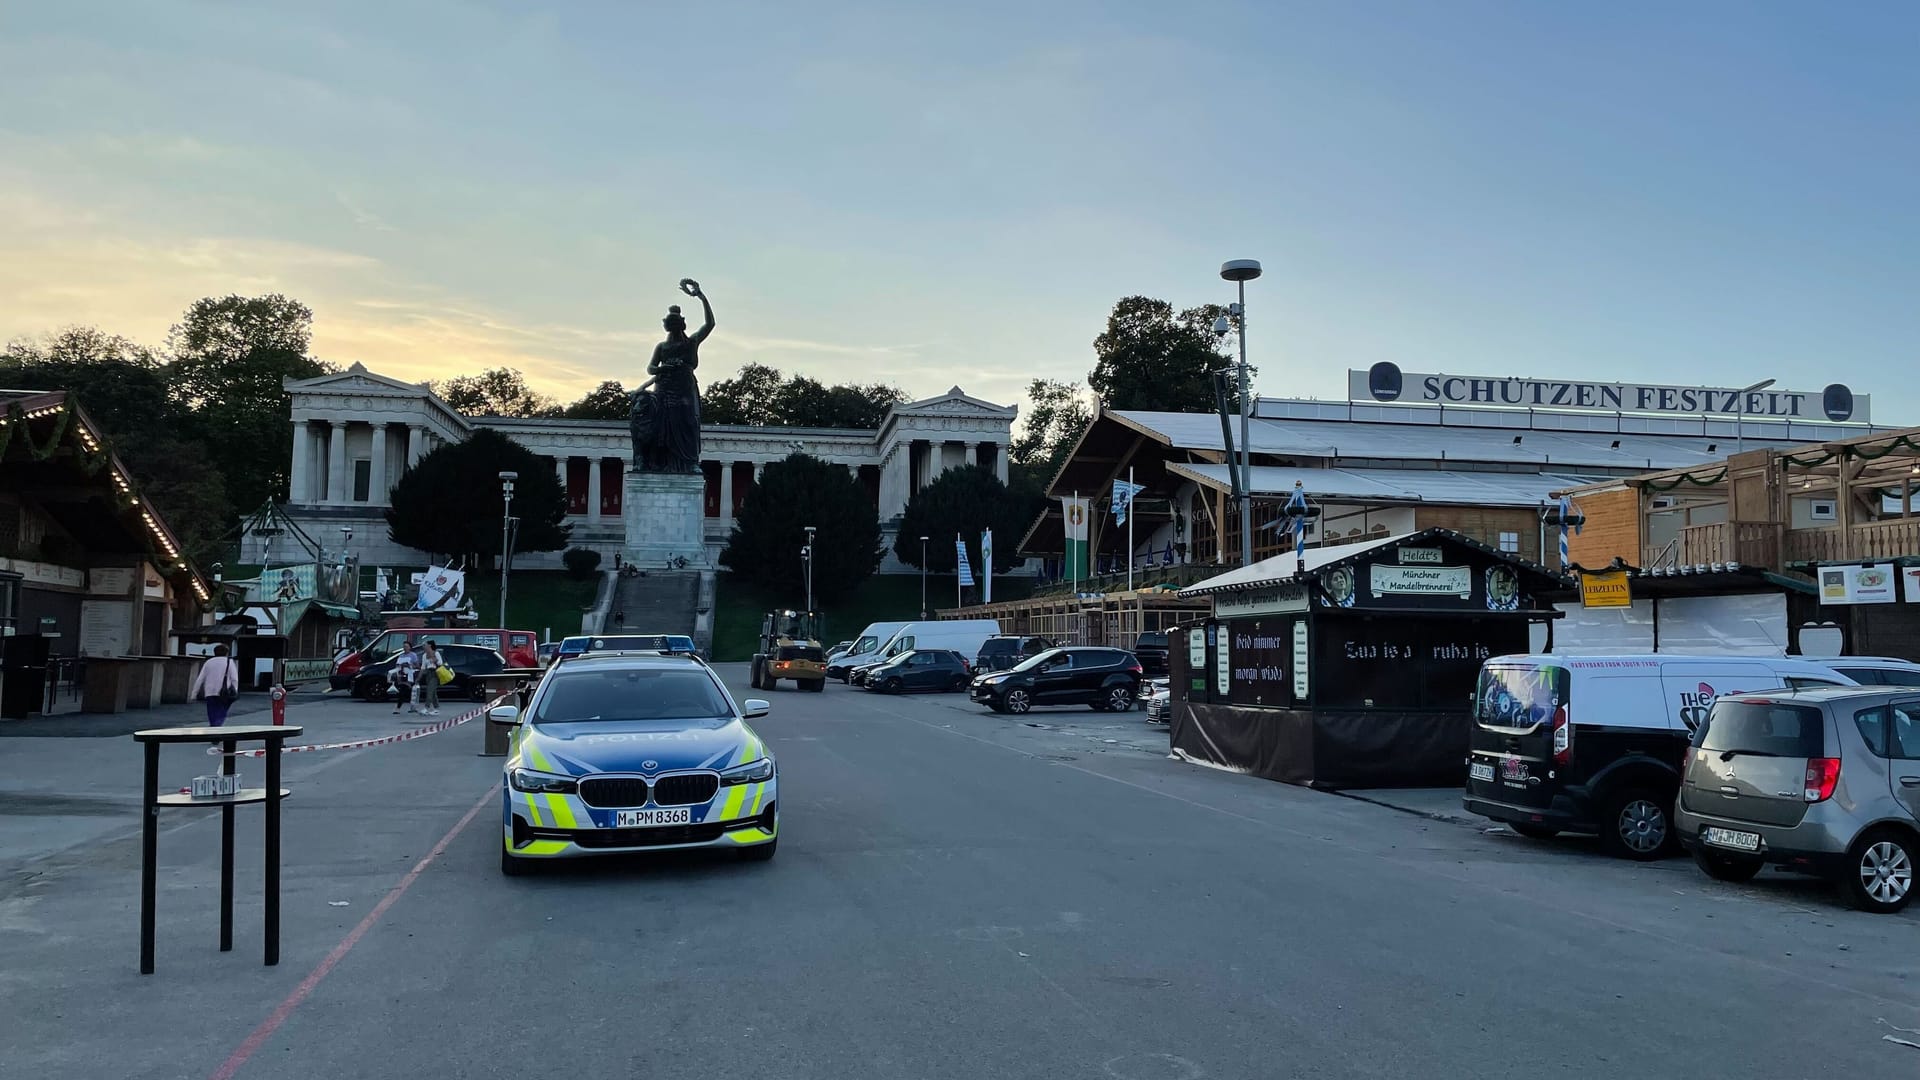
[1,2,1915,418]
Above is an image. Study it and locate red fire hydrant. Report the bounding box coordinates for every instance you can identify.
[270,684,287,726]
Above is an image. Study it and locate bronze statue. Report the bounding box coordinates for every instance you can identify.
[630,278,713,473]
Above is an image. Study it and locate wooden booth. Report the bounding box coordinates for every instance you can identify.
[1169,528,1569,788]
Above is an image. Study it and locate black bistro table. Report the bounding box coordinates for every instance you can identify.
[131,724,302,975]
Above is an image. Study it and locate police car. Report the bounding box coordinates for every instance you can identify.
[496,651,777,874]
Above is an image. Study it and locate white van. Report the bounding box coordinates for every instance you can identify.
[1463,653,1920,860]
[826,622,910,671]
[832,620,1002,684]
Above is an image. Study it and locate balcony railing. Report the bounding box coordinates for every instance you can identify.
[1648,522,1783,570]
[1785,518,1920,564]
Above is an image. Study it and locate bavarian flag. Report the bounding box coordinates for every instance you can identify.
[955,533,976,588]
[1060,495,1090,580]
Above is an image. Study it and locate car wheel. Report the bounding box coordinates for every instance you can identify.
[948,675,968,692]
[1599,787,1673,861]
[1693,846,1764,883]
[470,681,490,703]
[1843,827,1914,914]
[1104,686,1133,712]
[500,847,529,876]
[741,838,778,862]
[883,677,903,694]
[1510,823,1560,841]
[805,679,824,693]
[1004,689,1031,714]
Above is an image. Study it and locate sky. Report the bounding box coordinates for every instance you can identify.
[1,2,1916,418]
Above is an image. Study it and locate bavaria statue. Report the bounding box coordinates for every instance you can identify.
[630,278,714,473]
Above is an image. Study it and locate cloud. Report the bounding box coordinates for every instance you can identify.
[334,192,399,233]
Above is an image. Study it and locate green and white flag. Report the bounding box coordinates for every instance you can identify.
[980,527,994,603]
[1060,494,1090,582]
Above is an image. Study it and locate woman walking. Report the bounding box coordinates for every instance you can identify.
[418,641,443,716]
[191,644,240,727]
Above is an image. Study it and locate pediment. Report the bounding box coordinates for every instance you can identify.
[285,362,431,397]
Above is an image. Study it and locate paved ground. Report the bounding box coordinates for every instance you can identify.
[5,664,1918,1080]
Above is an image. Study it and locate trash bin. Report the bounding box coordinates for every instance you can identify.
[483,707,516,756]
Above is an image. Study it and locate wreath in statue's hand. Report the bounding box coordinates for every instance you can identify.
[679,278,701,297]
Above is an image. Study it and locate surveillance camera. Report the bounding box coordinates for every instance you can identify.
[1212,316,1232,335]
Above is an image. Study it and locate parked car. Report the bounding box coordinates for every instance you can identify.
[1463,653,1920,860]
[1675,687,1918,913]
[824,621,915,681]
[862,649,973,694]
[1132,631,1170,675]
[1144,678,1172,724]
[829,620,1002,682]
[974,635,1052,673]
[969,646,1143,715]
[331,627,538,689]
[352,644,506,703]
[537,641,562,667]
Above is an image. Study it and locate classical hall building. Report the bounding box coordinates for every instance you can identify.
[253,365,1018,571]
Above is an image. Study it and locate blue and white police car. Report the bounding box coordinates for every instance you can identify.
[496,651,777,874]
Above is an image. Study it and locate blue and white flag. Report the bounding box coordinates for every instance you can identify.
[955,534,975,587]
[1112,478,1145,525]
[1286,483,1311,559]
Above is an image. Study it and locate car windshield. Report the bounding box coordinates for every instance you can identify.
[1839,667,1920,686]
[850,634,881,654]
[1012,648,1068,672]
[534,669,731,723]
[777,645,824,661]
[981,638,1020,654]
[1696,701,1825,757]
[1137,632,1167,646]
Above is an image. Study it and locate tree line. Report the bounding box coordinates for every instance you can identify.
[435,362,907,430]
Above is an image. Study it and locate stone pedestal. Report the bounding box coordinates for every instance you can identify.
[622,472,713,569]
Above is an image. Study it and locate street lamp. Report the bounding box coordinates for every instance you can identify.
[919,535,930,619]
[1733,378,1776,455]
[802,525,816,626]
[1220,259,1262,566]
[498,471,518,628]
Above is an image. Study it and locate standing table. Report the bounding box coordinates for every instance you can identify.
[131,724,303,975]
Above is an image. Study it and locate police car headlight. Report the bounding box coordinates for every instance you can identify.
[720,757,774,785]
[509,768,577,794]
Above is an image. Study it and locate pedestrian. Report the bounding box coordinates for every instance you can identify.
[613,552,622,571]
[191,644,240,727]
[614,609,625,628]
[418,640,443,716]
[392,641,421,714]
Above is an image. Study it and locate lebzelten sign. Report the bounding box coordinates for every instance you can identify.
[1351,363,1866,423]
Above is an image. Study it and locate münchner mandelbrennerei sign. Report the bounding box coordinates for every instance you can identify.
[1350,363,1867,423]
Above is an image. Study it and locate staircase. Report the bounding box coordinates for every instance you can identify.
[607,570,713,655]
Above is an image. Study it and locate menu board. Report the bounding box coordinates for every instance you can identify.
[79,600,132,657]
[88,567,137,597]
[1292,621,1310,700]
[1819,563,1896,605]
[1226,619,1291,707]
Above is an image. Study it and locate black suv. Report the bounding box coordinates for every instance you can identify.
[969,647,1142,714]
[1132,632,1170,675]
[974,635,1052,673]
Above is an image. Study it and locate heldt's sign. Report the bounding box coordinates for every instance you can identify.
[1351,363,1865,423]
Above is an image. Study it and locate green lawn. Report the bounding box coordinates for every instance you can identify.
[466,570,603,640]
[711,573,1035,660]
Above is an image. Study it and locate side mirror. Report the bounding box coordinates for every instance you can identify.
[742,698,770,719]
[488,704,521,725]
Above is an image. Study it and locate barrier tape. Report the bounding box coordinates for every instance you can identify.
[205,697,508,759]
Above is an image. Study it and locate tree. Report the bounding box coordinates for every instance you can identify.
[893,465,1034,575]
[385,429,570,565]
[1009,378,1092,474]
[562,380,630,420]
[437,367,560,418]
[703,363,905,428]
[167,294,331,512]
[719,453,881,604]
[1,328,234,559]
[1088,296,1233,413]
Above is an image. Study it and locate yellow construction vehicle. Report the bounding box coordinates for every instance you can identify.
[749,610,826,692]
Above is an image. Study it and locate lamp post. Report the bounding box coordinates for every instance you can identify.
[1220,259,1263,566]
[498,471,518,628]
[1733,378,1776,455]
[802,525,816,628]
[919,535,930,619]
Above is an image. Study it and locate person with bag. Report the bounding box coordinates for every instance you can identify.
[392,642,421,715]
[418,641,444,716]
[190,644,241,727]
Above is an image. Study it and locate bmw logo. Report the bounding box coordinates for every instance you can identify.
[641,759,658,771]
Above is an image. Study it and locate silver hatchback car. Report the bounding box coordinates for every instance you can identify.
[1674,687,1920,914]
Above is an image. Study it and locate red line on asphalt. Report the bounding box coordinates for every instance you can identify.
[207,784,499,1080]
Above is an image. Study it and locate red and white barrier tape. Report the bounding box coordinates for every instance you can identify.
[206,697,506,758]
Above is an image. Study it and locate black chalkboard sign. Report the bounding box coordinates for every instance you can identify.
[1225,618,1291,707]
[1312,614,1527,711]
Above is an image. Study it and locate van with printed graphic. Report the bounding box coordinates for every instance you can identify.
[1462,654,1920,861]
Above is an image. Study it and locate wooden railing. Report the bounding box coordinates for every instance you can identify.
[1786,518,1920,564]
[1650,522,1783,569]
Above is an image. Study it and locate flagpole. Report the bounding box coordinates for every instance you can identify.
[1126,466,1135,593]
[956,532,962,610]
[1071,490,1079,595]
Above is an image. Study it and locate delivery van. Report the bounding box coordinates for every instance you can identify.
[830,620,1001,683]
[1462,653,1920,860]
[825,621,913,679]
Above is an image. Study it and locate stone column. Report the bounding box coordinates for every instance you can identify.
[327,421,349,504]
[753,460,764,483]
[719,461,735,527]
[289,421,313,503]
[991,442,1008,485]
[368,423,389,505]
[407,425,425,465]
[963,442,977,468]
[587,457,603,521]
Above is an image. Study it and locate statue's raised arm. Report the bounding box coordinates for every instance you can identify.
[680,278,715,346]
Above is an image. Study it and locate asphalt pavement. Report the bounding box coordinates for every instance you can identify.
[4,664,1918,1080]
